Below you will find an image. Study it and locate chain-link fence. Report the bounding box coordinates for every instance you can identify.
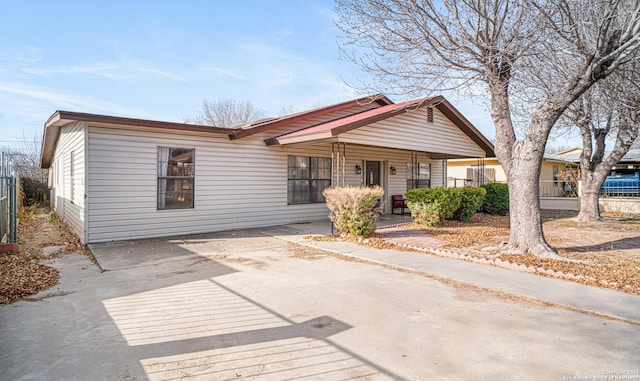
[1,175,18,244]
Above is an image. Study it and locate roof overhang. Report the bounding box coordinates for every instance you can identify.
[542,157,579,165]
[231,94,393,140]
[265,96,495,158]
[40,111,235,168]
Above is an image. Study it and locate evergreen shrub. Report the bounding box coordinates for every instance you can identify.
[480,182,509,215]
[453,186,487,221]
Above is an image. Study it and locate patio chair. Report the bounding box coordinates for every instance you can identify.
[391,195,409,215]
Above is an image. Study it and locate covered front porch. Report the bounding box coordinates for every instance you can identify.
[267,97,495,215]
[277,138,488,214]
[325,141,452,214]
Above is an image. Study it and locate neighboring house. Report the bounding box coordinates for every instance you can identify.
[40,95,494,244]
[542,146,640,179]
[448,152,578,197]
[448,145,640,212]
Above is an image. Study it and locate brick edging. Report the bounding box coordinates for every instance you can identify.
[375,222,413,230]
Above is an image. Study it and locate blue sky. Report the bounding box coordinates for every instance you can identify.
[0,0,498,150]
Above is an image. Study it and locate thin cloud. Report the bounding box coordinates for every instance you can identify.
[274,27,295,39]
[235,40,345,91]
[0,82,136,115]
[4,46,44,67]
[137,67,187,82]
[258,65,294,88]
[203,66,248,80]
[21,64,127,79]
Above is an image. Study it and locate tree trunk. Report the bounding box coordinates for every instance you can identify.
[504,143,561,259]
[489,77,561,259]
[577,188,602,221]
[575,102,639,221]
[576,169,609,221]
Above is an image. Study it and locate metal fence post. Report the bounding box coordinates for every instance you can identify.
[9,176,17,243]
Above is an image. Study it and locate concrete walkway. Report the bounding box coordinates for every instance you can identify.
[260,221,640,325]
[7,225,640,380]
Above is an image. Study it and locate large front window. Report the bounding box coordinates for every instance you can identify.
[407,162,431,189]
[287,156,331,204]
[157,147,195,210]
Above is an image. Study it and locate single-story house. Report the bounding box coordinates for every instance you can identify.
[448,150,579,197]
[543,146,640,176]
[448,145,640,212]
[40,94,494,244]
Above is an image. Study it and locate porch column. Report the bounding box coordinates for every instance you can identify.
[441,154,448,188]
[331,142,346,187]
[476,157,486,186]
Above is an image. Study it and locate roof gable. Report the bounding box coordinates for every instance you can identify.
[265,96,495,157]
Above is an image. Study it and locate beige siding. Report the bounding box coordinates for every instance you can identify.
[329,147,441,212]
[447,163,506,184]
[540,162,565,197]
[86,126,335,243]
[51,122,86,241]
[339,107,487,157]
[85,125,452,243]
[540,161,558,182]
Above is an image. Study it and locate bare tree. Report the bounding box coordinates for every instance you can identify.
[189,99,266,128]
[564,69,640,221]
[545,145,575,154]
[2,134,49,205]
[278,105,303,117]
[336,0,640,258]
[2,135,45,179]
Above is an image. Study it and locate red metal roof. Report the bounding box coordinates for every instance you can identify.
[40,94,495,168]
[231,94,392,139]
[265,97,439,143]
[264,95,495,157]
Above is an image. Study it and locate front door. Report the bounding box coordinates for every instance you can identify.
[365,161,380,187]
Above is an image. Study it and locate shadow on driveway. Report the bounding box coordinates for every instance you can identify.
[88,230,402,380]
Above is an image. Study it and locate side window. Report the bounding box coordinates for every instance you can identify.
[157,147,195,210]
[287,156,331,204]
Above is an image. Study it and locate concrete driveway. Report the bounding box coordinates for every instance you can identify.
[1,226,639,380]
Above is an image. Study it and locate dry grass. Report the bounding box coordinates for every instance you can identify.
[0,208,94,304]
[413,214,510,248]
[313,210,640,295]
[402,211,640,294]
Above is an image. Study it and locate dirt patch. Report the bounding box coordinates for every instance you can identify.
[0,208,95,304]
[206,253,268,270]
[308,233,419,252]
[286,242,328,260]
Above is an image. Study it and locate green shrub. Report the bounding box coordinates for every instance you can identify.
[408,200,442,226]
[405,187,462,226]
[481,182,509,215]
[453,187,487,221]
[323,186,384,236]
